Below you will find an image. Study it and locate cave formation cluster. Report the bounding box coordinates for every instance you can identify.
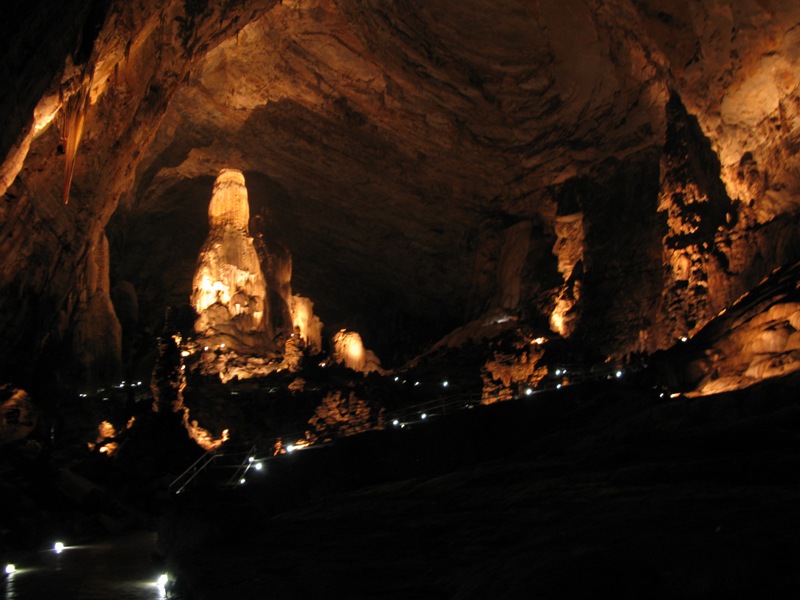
[1,0,800,390]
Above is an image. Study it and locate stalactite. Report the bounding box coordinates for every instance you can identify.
[59,74,92,204]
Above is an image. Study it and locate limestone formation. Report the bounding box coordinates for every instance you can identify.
[332,330,382,374]
[290,295,323,355]
[191,169,271,353]
[70,228,122,383]
[666,261,800,396]
[481,341,548,404]
[3,1,800,388]
[151,330,229,450]
[307,390,383,443]
[550,213,584,338]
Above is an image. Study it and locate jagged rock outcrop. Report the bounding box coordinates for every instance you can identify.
[2,0,800,384]
[151,323,229,450]
[307,389,383,443]
[481,338,549,404]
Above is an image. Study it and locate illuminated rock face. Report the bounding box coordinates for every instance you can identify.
[663,261,800,396]
[151,331,229,450]
[482,343,548,405]
[550,213,584,338]
[332,330,381,374]
[290,295,323,354]
[307,390,383,442]
[657,95,741,341]
[191,169,271,352]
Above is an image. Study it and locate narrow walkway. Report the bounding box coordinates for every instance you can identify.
[170,362,632,494]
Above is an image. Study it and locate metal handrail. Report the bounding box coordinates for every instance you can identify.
[226,444,259,486]
[168,450,219,495]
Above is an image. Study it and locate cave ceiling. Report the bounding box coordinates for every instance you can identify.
[2,0,800,381]
[117,0,669,345]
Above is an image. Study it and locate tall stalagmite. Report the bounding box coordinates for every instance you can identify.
[191,169,272,352]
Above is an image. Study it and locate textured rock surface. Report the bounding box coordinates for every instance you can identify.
[656,260,800,396]
[2,0,800,384]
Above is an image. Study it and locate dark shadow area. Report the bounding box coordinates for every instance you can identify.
[159,371,800,598]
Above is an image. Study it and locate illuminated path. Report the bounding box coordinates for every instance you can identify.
[2,532,170,600]
[170,363,636,494]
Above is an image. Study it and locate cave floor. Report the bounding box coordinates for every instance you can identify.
[165,374,800,599]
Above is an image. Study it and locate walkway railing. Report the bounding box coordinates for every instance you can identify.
[168,449,220,495]
[168,363,629,494]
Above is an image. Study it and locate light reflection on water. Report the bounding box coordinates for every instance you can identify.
[2,531,179,599]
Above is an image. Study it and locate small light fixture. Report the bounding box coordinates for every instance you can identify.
[157,573,169,588]
[54,541,65,554]
[421,413,427,419]
[286,445,296,453]
[254,462,263,471]
[680,336,688,342]
[615,370,623,378]
[248,456,255,463]
[442,380,449,388]
[556,383,562,389]
[239,478,246,484]
[392,419,399,426]
[5,564,16,575]
[525,388,533,396]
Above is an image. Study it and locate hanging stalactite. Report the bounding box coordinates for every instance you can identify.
[59,73,92,205]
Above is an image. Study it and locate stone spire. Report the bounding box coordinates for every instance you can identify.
[191,169,272,352]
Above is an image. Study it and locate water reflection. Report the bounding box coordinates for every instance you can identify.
[2,531,177,599]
